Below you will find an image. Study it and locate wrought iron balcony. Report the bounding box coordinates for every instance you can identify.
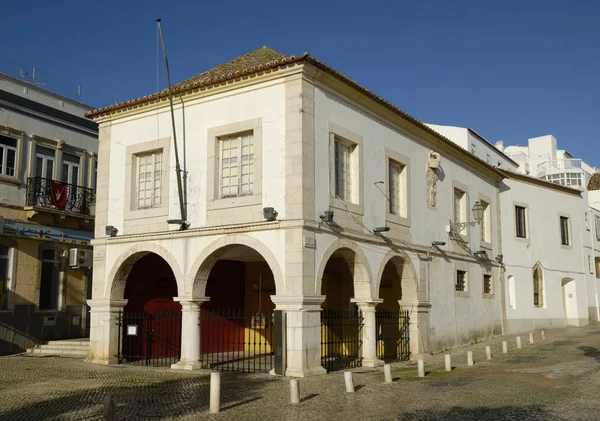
[26,177,95,216]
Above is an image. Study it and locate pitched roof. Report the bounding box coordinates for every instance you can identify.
[171,46,289,91]
[588,173,600,191]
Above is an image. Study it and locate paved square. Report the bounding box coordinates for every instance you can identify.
[1,326,599,420]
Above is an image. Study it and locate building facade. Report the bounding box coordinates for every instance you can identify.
[87,47,509,376]
[0,73,98,354]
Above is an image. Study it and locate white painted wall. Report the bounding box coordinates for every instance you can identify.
[500,178,589,332]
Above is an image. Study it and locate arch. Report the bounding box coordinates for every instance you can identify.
[107,243,184,300]
[189,234,284,298]
[374,250,419,302]
[315,239,374,299]
[532,262,544,308]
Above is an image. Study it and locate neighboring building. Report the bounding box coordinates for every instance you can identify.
[86,47,508,376]
[0,73,98,354]
[429,123,599,332]
[504,135,597,189]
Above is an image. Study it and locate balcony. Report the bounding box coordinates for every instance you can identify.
[26,177,95,217]
[537,159,582,178]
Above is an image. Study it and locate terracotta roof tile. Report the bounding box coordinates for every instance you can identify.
[588,173,600,191]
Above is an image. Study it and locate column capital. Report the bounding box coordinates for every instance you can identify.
[56,139,65,149]
[398,300,431,313]
[87,299,128,312]
[271,295,325,311]
[173,296,210,310]
[351,298,383,310]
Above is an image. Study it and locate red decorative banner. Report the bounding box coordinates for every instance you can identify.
[50,182,68,209]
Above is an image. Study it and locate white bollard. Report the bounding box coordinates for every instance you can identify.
[502,341,508,353]
[445,354,452,371]
[290,379,300,404]
[516,336,522,349]
[529,332,534,344]
[384,364,393,384]
[344,371,355,393]
[541,330,546,340]
[467,351,474,366]
[486,346,492,360]
[418,358,425,378]
[210,371,221,414]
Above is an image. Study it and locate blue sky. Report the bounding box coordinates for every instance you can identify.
[1,0,598,166]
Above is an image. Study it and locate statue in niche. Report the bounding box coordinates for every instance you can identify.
[426,167,438,208]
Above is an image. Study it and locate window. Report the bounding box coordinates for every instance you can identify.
[545,173,582,187]
[92,159,98,192]
[596,215,600,241]
[596,258,600,279]
[588,255,593,274]
[35,145,56,180]
[585,212,590,231]
[388,160,404,215]
[334,139,353,201]
[219,132,254,198]
[0,134,18,178]
[135,150,163,209]
[456,270,467,292]
[480,200,491,243]
[483,274,492,294]
[453,188,466,225]
[470,143,477,155]
[0,244,10,309]
[560,216,570,246]
[533,266,543,307]
[515,206,527,238]
[61,152,80,186]
[508,275,516,309]
[39,248,61,310]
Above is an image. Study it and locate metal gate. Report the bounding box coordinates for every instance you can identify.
[116,308,182,366]
[376,308,410,362]
[200,309,274,373]
[321,307,363,372]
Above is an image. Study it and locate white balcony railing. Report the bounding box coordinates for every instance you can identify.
[537,159,582,177]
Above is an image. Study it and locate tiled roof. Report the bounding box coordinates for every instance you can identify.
[84,46,505,178]
[589,173,600,191]
[171,46,289,90]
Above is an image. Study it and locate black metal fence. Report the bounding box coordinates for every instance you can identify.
[376,308,410,362]
[26,176,95,216]
[116,309,181,367]
[200,309,274,373]
[321,307,363,372]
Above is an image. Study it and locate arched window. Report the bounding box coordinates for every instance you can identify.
[533,265,544,308]
[0,243,10,309]
[39,248,62,310]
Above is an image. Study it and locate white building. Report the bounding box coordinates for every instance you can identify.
[429,124,599,332]
[0,73,98,354]
[86,47,511,376]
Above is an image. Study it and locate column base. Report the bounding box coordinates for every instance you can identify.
[363,358,385,368]
[85,358,116,365]
[285,366,327,378]
[171,360,206,371]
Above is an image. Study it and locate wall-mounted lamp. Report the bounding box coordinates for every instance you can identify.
[495,254,504,264]
[167,219,190,230]
[320,210,334,223]
[105,225,118,237]
[373,226,390,234]
[263,207,278,221]
[448,200,485,235]
[474,250,488,259]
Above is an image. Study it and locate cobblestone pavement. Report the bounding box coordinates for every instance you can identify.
[1,326,600,420]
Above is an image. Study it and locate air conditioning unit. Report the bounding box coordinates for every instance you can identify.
[69,248,93,268]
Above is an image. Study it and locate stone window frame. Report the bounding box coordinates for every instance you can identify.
[451,180,470,242]
[559,213,572,249]
[0,125,25,185]
[0,237,17,310]
[483,271,494,298]
[384,148,410,228]
[124,137,170,221]
[206,118,263,211]
[454,261,469,298]
[59,145,86,186]
[328,122,364,216]
[478,193,493,250]
[513,201,529,243]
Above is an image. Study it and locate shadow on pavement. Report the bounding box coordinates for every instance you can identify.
[398,405,565,421]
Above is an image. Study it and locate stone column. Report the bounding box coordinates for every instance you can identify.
[86,299,127,365]
[171,297,210,371]
[353,299,384,368]
[27,135,37,178]
[271,295,327,377]
[398,300,432,357]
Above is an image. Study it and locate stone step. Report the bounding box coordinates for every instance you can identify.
[46,339,90,346]
[40,342,90,349]
[30,348,88,357]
